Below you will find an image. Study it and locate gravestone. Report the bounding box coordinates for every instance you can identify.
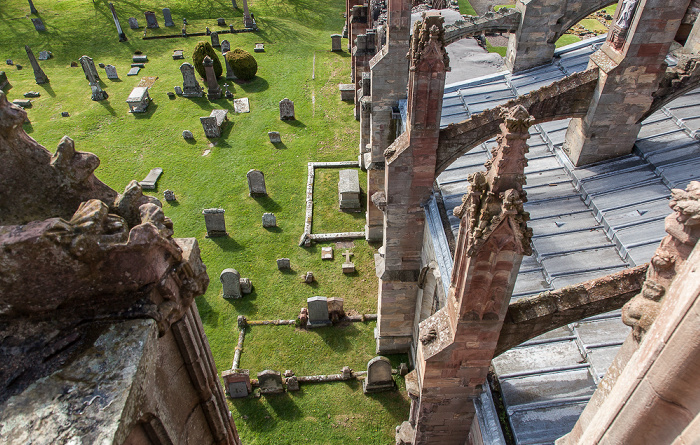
[279,98,295,120]
[321,247,333,260]
[139,167,162,190]
[167,92,175,99]
[286,375,299,391]
[331,34,342,51]
[61,111,69,117]
[233,98,250,113]
[200,109,228,137]
[328,297,345,322]
[105,65,118,79]
[79,55,100,83]
[127,67,140,76]
[98,63,105,68]
[162,8,174,27]
[203,56,222,100]
[126,87,150,113]
[31,18,45,32]
[144,11,159,28]
[222,369,251,398]
[128,17,139,29]
[203,208,227,237]
[180,62,203,97]
[174,86,183,95]
[339,84,354,101]
[223,83,233,99]
[242,0,254,28]
[217,17,226,26]
[338,169,361,210]
[262,213,276,228]
[90,84,108,101]
[221,40,231,53]
[276,258,290,270]
[254,43,265,52]
[223,55,235,80]
[182,130,193,139]
[210,31,220,48]
[240,278,252,294]
[307,296,331,328]
[341,250,355,273]
[363,356,395,393]
[37,51,52,60]
[131,63,145,68]
[172,49,184,60]
[268,131,281,143]
[28,0,38,14]
[205,27,211,35]
[163,190,176,201]
[12,99,31,108]
[246,169,266,196]
[24,46,48,85]
[108,2,127,42]
[257,370,284,394]
[133,55,148,63]
[6,60,12,65]
[302,271,314,284]
[220,268,242,299]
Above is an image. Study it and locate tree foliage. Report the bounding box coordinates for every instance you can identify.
[192,41,222,79]
[225,48,258,81]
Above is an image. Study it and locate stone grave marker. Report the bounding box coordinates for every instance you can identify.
[98,63,105,68]
[205,27,211,35]
[5,60,12,65]
[139,167,162,190]
[162,8,174,27]
[285,375,299,391]
[127,67,140,76]
[331,34,342,51]
[79,55,100,83]
[90,84,108,101]
[180,63,203,97]
[126,86,150,113]
[203,208,227,237]
[61,111,69,117]
[223,55,235,80]
[131,63,145,68]
[268,131,281,143]
[339,169,361,210]
[363,356,395,393]
[339,84,354,101]
[133,55,148,63]
[223,83,233,99]
[144,11,159,28]
[321,247,333,260]
[174,86,183,95]
[31,18,45,31]
[203,56,221,100]
[128,17,139,29]
[108,2,127,42]
[302,272,314,284]
[12,99,31,108]
[246,169,267,196]
[182,129,193,139]
[221,40,231,53]
[105,65,118,79]
[24,45,48,85]
[210,31,220,48]
[276,258,290,270]
[307,296,331,328]
[24,91,40,98]
[240,278,252,294]
[172,50,184,60]
[163,190,176,201]
[220,268,242,299]
[262,213,276,228]
[254,43,265,52]
[28,0,38,14]
[222,369,251,398]
[233,98,250,113]
[217,17,226,26]
[37,51,52,60]
[328,297,345,322]
[341,250,355,273]
[200,109,228,138]
[258,370,284,394]
[279,98,295,120]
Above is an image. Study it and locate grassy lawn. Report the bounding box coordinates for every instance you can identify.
[458,0,477,16]
[0,0,408,443]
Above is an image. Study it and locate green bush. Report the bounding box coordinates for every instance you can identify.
[225,48,258,81]
[192,41,223,79]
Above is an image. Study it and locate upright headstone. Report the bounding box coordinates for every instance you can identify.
[231,0,238,9]
[28,0,38,14]
[108,3,127,42]
[223,83,233,99]
[90,83,108,101]
[246,169,267,196]
[180,63,203,97]
[268,131,281,143]
[162,8,174,27]
[220,268,242,299]
[331,34,342,51]
[257,370,284,394]
[144,11,159,29]
[242,0,254,28]
[79,55,100,83]
[217,17,226,26]
[223,54,235,80]
[276,258,291,270]
[363,356,395,393]
[307,296,331,328]
[24,46,48,85]
[128,17,139,29]
[203,56,221,100]
[31,18,45,32]
[262,213,276,228]
[163,190,176,201]
[105,65,118,79]
[221,40,231,53]
[210,31,220,48]
[222,369,251,398]
[279,98,295,120]
[203,208,227,237]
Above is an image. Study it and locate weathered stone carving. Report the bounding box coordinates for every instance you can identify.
[409,16,449,74]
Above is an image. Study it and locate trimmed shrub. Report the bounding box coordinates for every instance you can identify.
[192,41,223,79]
[225,49,258,81]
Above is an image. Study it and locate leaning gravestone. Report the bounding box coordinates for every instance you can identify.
[258,370,284,395]
[139,168,163,190]
[279,98,295,120]
[262,213,276,228]
[144,11,159,28]
[162,8,175,27]
[220,268,242,299]
[24,45,48,85]
[211,31,220,48]
[203,208,227,237]
[31,18,45,31]
[246,169,267,196]
[307,296,331,328]
[268,131,281,143]
[105,65,118,79]
[180,62,203,97]
[79,55,100,83]
[127,67,140,76]
[276,258,290,270]
[363,356,396,393]
[221,40,231,53]
[90,84,108,101]
[128,17,139,29]
[222,369,251,398]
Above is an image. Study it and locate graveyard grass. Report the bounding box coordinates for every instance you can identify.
[0,0,409,443]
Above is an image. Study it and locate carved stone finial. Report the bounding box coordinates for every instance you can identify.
[669,181,700,227]
[501,105,534,134]
[409,12,450,69]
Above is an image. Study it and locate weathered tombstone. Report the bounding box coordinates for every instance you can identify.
[242,0,254,28]
[200,109,228,137]
[90,83,108,101]
[279,98,295,120]
[331,34,342,51]
[126,87,151,113]
[257,370,284,394]
[285,375,299,391]
[363,357,395,393]
[328,297,345,322]
[131,63,145,68]
[240,278,253,294]
[31,18,45,32]
[139,167,162,190]
[233,98,250,113]
[231,0,238,9]
[210,31,220,48]
[162,8,174,27]
[79,55,100,83]
[220,268,242,299]
[12,99,31,108]
[307,296,331,328]
[37,51,52,60]
[302,271,315,284]
[205,27,211,36]
[203,208,227,237]
[61,111,69,117]
[172,49,184,60]
[223,54,235,80]
[262,213,276,228]
[24,46,48,85]
[5,60,12,65]
[222,369,251,398]
[223,83,233,99]
[342,250,355,273]
[182,129,193,139]
[338,169,361,210]
[203,56,222,100]
[221,40,231,53]
[132,55,148,63]
[167,92,175,99]
[98,63,106,68]
[163,190,176,201]
[127,67,140,76]
[268,131,281,143]
[108,2,127,42]
[105,65,119,80]
[276,258,290,270]
[246,169,267,196]
[321,246,333,260]
[28,0,38,14]
[180,63,203,97]
[144,11,159,28]
[339,84,354,101]
[217,17,226,26]
[128,17,139,29]
[254,43,265,53]
[341,366,353,380]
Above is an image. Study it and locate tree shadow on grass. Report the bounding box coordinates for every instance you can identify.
[364,389,411,423]
[237,76,268,93]
[23,121,34,134]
